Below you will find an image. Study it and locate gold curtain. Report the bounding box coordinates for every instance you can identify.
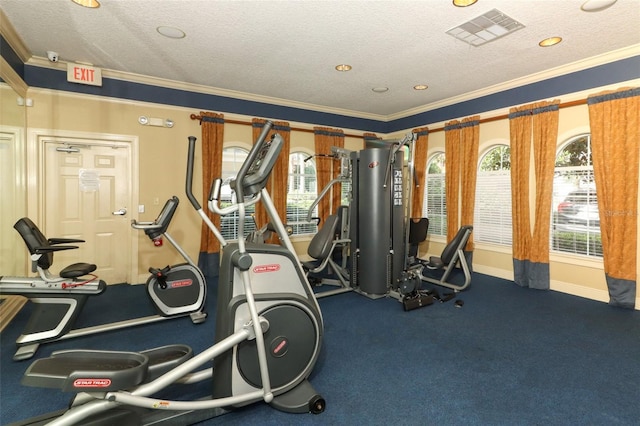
[509,100,560,289]
[199,112,224,254]
[510,109,532,266]
[460,117,479,250]
[587,87,639,308]
[411,127,429,219]
[444,117,479,246]
[444,121,461,242]
[252,119,290,240]
[314,127,345,220]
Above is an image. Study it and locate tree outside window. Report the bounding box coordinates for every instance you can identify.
[424,152,447,236]
[551,134,602,257]
[219,147,256,240]
[474,145,512,245]
[287,152,318,235]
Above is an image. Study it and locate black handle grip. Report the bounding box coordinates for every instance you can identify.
[234,121,273,202]
[185,136,202,210]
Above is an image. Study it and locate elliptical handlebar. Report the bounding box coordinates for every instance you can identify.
[185,136,202,211]
[184,135,226,248]
[208,188,261,216]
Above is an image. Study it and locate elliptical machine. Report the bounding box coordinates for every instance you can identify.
[131,195,207,323]
[17,121,325,425]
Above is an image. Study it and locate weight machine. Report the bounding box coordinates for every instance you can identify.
[302,147,353,298]
[308,132,472,307]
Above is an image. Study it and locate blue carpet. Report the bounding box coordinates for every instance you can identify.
[1,273,639,425]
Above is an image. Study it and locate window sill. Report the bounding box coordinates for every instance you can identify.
[426,234,447,244]
[452,240,603,270]
[290,234,314,243]
[474,242,512,255]
[550,251,603,269]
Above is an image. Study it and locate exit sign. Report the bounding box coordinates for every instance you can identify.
[67,63,102,86]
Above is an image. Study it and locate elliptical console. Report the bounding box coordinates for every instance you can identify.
[230,132,283,198]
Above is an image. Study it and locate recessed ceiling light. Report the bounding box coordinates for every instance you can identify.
[157,26,186,39]
[335,64,352,72]
[372,87,389,93]
[539,36,562,47]
[71,0,100,8]
[581,0,617,12]
[452,0,478,7]
[413,85,429,90]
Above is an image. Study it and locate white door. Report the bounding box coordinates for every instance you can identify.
[42,137,135,284]
[0,126,26,276]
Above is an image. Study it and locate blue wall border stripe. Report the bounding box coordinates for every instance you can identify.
[13,55,640,134]
[390,56,639,132]
[0,34,25,79]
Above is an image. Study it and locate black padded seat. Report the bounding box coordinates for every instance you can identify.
[425,225,473,270]
[14,217,97,278]
[302,215,339,271]
[59,263,97,279]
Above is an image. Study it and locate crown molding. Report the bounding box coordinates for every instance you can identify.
[22,43,640,125]
[26,56,387,122]
[0,9,31,61]
[388,44,640,121]
[0,56,28,97]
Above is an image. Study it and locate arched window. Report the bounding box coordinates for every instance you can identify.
[474,145,512,245]
[287,152,318,235]
[551,134,602,257]
[423,152,447,236]
[219,146,256,240]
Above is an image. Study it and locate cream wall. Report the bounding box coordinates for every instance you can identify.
[21,89,365,282]
[5,79,639,307]
[0,83,27,275]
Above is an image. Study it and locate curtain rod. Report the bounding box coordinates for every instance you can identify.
[427,99,587,134]
[189,114,366,139]
[189,99,587,137]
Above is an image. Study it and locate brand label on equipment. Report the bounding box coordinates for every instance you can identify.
[169,279,192,288]
[253,264,281,273]
[368,161,379,168]
[271,337,289,357]
[73,378,112,388]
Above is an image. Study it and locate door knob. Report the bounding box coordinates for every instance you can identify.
[112,208,127,216]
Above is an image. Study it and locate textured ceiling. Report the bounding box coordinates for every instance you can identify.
[2,0,639,118]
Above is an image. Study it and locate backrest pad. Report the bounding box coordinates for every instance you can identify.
[13,217,54,269]
[440,225,473,265]
[307,215,339,261]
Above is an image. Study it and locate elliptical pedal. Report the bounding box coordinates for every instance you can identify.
[22,344,194,392]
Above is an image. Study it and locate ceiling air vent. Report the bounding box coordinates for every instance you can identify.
[446,8,524,46]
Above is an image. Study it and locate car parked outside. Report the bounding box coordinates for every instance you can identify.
[556,189,599,232]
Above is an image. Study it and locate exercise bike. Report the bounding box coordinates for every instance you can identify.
[16,120,325,425]
[0,199,207,361]
[131,195,206,322]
